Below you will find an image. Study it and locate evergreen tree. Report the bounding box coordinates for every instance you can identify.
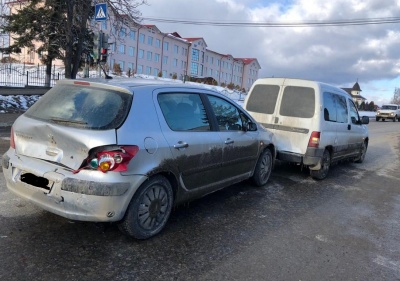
[0,0,146,80]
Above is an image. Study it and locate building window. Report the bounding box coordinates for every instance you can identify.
[173,58,178,67]
[139,33,145,43]
[119,27,126,38]
[147,51,152,61]
[148,36,153,46]
[127,63,133,72]
[130,30,136,40]
[146,66,151,75]
[137,65,143,74]
[153,68,159,76]
[155,39,161,48]
[174,45,179,54]
[163,41,169,51]
[118,60,125,71]
[211,57,214,65]
[191,62,198,75]
[154,53,160,62]
[128,46,135,57]
[101,21,107,30]
[192,49,199,62]
[162,70,167,77]
[119,44,125,54]
[163,56,168,65]
[138,49,144,58]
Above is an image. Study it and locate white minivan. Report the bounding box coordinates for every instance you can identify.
[244,78,369,180]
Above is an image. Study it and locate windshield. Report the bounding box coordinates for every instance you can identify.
[381,105,398,110]
[25,84,132,130]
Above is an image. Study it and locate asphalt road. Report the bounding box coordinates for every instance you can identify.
[0,119,399,281]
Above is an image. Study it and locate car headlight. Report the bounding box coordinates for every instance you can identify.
[377,111,381,115]
[390,112,395,116]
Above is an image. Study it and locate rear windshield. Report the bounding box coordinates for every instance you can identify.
[25,84,132,130]
[280,86,315,118]
[246,84,280,114]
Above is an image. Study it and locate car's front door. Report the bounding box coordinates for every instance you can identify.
[207,95,260,181]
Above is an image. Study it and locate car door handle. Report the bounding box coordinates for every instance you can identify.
[174,141,189,149]
[224,138,234,144]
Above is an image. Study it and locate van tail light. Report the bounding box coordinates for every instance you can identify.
[10,127,15,149]
[73,145,139,174]
[308,131,320,148]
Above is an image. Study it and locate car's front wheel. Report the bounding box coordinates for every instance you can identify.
[376,117,380,122]
[354,141,368,163]
[310,149,331,180]
[118,175,173,239]
[252,148,273,186]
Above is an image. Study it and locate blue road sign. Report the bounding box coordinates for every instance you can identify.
[95,3,107,21]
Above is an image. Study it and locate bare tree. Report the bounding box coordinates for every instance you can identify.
[390,87,400,104]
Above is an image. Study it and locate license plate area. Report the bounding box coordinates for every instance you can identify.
[20,173,52,192]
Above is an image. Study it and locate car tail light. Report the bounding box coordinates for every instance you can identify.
[10,127,15,149]
[308,131,320,148]
[73,145,139,174]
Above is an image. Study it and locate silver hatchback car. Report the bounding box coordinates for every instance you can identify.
[2,78,275,239]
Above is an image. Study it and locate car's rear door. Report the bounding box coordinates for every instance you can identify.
[156,90,224,191]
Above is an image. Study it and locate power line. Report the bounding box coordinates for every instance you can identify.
[141,16,400,27]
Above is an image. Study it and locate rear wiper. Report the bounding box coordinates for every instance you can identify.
[50,117,88,125]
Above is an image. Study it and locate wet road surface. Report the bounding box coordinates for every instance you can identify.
[1,119,400,280]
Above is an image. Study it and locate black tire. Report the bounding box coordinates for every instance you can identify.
[354,141,367,163]
[376,117,380,122]
[252,148,273,186]
[118,175,173,239]
[310,149,331,180]
[382,119,385,121]
[393,116,397,122]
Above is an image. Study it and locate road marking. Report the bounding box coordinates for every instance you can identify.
[373,255,400,273]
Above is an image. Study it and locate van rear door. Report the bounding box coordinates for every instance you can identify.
[272,79,318,155]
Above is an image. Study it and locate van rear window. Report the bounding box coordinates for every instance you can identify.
[280,86,315,118]
[25,84,132,130]
[246,84,279,114]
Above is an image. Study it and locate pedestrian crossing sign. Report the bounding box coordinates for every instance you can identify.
[95,3,107,21]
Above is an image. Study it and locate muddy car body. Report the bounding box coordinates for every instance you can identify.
[2,78,275,239]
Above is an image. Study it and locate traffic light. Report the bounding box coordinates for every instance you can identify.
[100,48,108,64]
[92,32,100,60]
[101,33,109,49]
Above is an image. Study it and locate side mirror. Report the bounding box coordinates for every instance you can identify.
[361,116,370,124]
[246,121,257,131]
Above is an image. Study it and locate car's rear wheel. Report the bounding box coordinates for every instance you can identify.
[118,175,173,239]
[310,149,331,180]
[354,141,368,163]
[252,148,273,186]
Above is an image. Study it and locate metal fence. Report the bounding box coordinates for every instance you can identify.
[0,63,63,87]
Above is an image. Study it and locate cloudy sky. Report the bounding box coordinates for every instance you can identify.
[140,0,400,105]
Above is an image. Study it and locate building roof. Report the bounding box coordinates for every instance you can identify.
[353,81,362,91]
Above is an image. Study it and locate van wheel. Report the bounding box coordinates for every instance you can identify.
[393,116,397,122]
[252,149,273,186]
[382,119,385,121]
[354,141,367,163]
[376,117,380,122]
[118,175,173,239]
[310,149,331,180]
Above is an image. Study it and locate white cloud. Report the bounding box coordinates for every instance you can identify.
[141,0,400,105]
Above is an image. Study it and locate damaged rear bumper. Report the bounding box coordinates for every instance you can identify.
[2,149,146,222]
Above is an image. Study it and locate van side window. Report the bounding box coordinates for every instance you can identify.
[246,84,279,114]
[349,99,360,124]
[323,92,348,123]
[280,86,315,118]
[323,92,337,121]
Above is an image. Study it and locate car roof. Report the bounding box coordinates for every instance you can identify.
[56,77,221,94]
